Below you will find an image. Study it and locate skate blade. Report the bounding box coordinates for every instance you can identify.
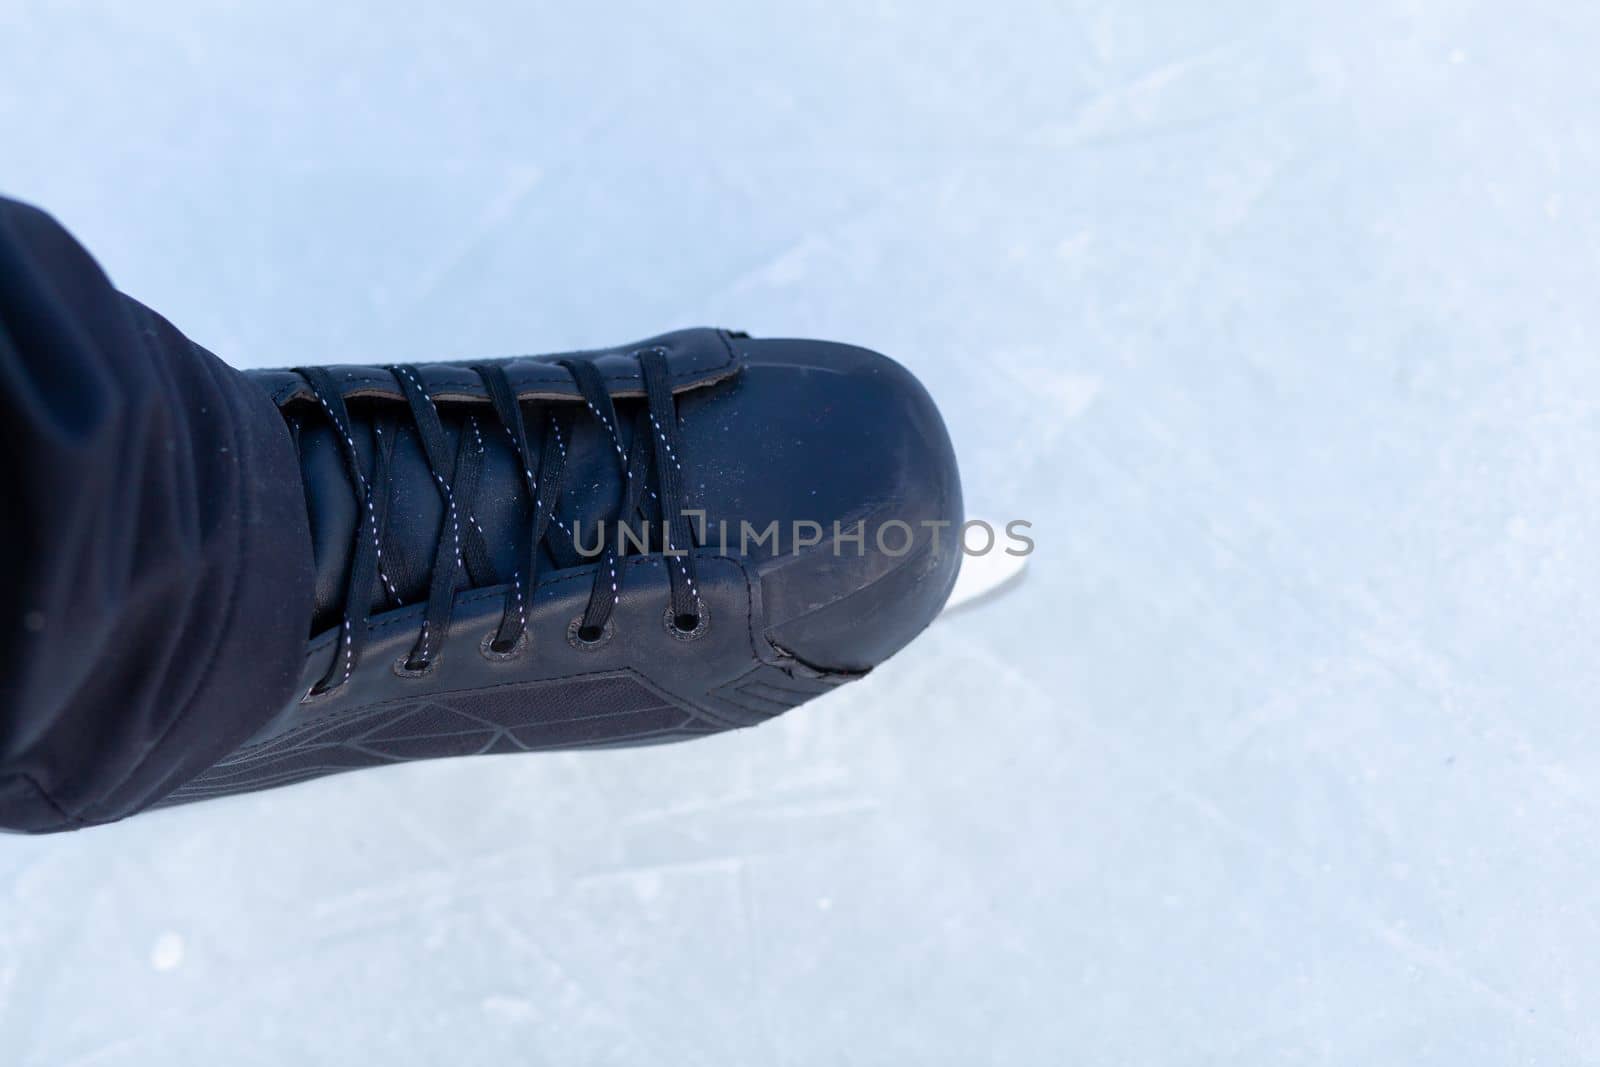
[940,526,1028,615]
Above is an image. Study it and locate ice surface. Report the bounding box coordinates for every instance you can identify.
[5,1,1600,1062]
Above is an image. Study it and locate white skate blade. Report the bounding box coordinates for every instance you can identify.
[940,535,1028,615]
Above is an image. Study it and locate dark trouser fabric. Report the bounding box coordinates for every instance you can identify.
[0,197,312,833]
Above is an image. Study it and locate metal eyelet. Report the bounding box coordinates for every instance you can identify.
[480,629,529,662]
[567,616,616,651]
[662,604,709,641]
[392,653,437,679]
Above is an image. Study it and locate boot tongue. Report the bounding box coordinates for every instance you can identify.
[298,402,630,636]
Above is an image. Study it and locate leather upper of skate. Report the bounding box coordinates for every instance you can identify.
[164,328,962,804]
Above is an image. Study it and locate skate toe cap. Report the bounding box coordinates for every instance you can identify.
[678,336,963,671]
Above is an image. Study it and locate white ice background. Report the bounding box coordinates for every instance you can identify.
[3,2,1600,1063]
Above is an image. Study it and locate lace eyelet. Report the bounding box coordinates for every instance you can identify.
[663,605,709,641]
[480,630,529,662]
[301,679,342,703]
[392,653,436,679]
[567,616,615,651]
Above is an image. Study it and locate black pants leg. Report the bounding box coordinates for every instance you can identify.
[0,196,313,833]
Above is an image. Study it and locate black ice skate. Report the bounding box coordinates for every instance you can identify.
[162,329,962,804]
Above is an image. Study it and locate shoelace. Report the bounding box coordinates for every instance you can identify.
[296,349,702,696]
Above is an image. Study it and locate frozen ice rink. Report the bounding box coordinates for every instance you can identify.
[5,2,1600,1062]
